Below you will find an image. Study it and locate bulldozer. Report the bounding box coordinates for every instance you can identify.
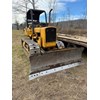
[21,9,84,80]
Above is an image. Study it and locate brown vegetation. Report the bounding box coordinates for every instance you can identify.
[12,30,87,100]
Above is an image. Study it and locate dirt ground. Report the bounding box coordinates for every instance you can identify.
[12,30,87,100]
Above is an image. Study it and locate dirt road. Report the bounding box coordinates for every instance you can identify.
[12,30,87,100]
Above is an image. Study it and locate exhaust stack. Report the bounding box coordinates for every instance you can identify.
[49,9,53,25]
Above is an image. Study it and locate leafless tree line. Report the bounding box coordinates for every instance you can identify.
[12,0,39,14]
[12,0,87,31]
[12,0,58,30]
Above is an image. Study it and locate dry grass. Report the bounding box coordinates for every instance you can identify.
[12,30,87,100]
[61,29,87,37]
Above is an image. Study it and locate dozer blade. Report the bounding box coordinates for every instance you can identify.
[29,47,84,80]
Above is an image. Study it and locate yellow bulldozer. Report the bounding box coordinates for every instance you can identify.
[21,9,84,80]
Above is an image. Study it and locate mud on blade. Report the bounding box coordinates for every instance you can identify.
[29,47,84,75]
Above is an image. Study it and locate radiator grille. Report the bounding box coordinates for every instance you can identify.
[45,28,56,42]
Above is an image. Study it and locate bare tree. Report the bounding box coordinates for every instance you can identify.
[14,16,19,30]
[81,9,87,19]
[12,0,39,24]
[44,0,57,23]
[12,0,29,14]
[66,7,71,29]
[12,0,39,13]
[15,20,19,30]
[80,9,87,29]
[51,0,57,23]
[28,0,38,9]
